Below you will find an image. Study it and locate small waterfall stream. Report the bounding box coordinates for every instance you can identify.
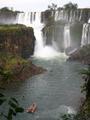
[54,9,83,22]
[64,24,71,48]
[81,23,90,46]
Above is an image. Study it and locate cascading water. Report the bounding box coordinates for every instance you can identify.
[88,19,90,23]
[81,23,90,47]
[17,12,44,51]
[55,10,64,21]
[1,10,86,120]
[55,11,59,21]
[64,24,71,48]
[32,12,62,59]
[79,10,83,21]
[17,12,36,26]
[54,9,83,23]
[17,12,66,59]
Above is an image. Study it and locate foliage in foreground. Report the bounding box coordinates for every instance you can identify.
[0,93,24,120]
[0,53,31,119]
[61,65,90,120]
[79,65,90,119]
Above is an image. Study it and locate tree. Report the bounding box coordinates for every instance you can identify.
[48,3,57,11]
[64,2,78,11]
[47,3,57,19]
[0,7,11,13]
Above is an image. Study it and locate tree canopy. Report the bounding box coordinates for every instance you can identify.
[64,2,78,11]
[48,3,57,11]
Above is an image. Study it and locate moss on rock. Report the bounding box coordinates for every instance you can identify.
[0,24,35,58]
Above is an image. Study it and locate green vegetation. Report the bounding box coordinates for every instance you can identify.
[0,52,26,120]
[0,24,35,58]
[81,65,90,98]
[0,24,32,31]
[77,65,90,119]
[42,10,54,24]
[0,7,19,15]
[0,52,28,82]
[43,3,58,24]
[0,24,33,38]
[0,93,24,120]
[47,2,78,11]
[0,52,45,83]
[64,2,78,11]
[60,65,90,120]
[61,114,76,120]
[48,3,57,11]
[0,53,44,120]
[44,2,79,23]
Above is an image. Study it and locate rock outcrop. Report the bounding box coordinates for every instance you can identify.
[41,8,90,53]
[0,24,35,58]
[68,45,90,64]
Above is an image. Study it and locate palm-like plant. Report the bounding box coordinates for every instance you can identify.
[48,3,57,11]
[0,93,24,120]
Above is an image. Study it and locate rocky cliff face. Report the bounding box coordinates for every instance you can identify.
[41,8,90,54]
[0,7,90,58]
[68,23,90,64]
[68,45,90,64]
[0,24,35,58]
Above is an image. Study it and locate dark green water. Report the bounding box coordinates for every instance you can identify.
[1,56,85,120]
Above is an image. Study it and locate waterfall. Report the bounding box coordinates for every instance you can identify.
[79,10,83,21]
[64,24,71,48]
[32,12,45,57]
[17,12,63,59]
[17,12,36,26]
[88,19,90,23]
[54,9,83,23]
[81,23,90,47]
[33,13,61,59]
[17,12,44,54]
[69,10,73,22]
[55,10,64,21]
[55,11,59,21]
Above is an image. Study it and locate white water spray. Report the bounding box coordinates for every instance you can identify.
[64,24,71,48]
[81,23,90,46]
[17,12,66,59]
[88,18,90,23]
[32,12,62,59]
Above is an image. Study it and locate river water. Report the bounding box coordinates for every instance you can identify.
[1,56,85,120]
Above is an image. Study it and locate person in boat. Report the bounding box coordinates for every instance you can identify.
[26,103,37,113]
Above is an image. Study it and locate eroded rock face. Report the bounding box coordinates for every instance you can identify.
[68,45,90,64]
[41,8,90,54]
[0,24,35,58]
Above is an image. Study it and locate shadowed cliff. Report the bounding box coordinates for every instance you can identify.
[0,24,35,58]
